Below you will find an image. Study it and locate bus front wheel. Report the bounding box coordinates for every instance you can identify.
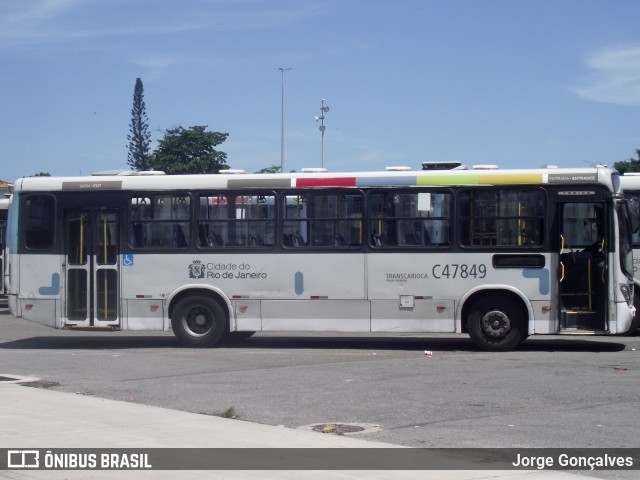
[466,295,525,351]
[171,295,227,347]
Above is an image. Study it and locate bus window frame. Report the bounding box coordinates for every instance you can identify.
[457,186,546,249]
[281,188,365,251]
[196,190,278,250]
[129,191,192,250]
[367,187,454,250]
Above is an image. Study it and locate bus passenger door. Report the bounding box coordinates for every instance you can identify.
[63,209,120,327]
[558,201,607,332]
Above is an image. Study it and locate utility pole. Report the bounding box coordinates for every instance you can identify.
[314,99,330,168]
[278,67,291,172]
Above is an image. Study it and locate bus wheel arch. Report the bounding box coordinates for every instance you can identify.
[463,290,528,351]
[169,289,229,347]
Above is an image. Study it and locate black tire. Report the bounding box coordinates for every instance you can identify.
[466,295,526,351]
[171,295,227,347]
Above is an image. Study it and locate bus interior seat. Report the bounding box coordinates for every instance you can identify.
[173,224,188,248]
[130,223,144,248]
[293,234,305,246]
[210,232,223,247]
[198,224,209,247]
[373,234,385,247]
[283,233,306,247]
[198,224,224,247]
[249,234,263,246]
[423,228,431,245]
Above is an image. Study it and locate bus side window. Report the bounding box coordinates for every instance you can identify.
[25,195,55,250]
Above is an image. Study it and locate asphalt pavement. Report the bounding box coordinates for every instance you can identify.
[0,377,611,480]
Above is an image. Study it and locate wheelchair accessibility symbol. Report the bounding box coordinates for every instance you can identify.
[122,254,134,267]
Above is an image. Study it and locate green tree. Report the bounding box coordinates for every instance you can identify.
[614,149,640,174]
[255,165,281,174]
[33,172,51,176]
[127,78,151,171]
[150,125,228,174]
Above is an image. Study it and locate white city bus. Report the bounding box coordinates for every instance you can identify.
[0,196,8,294]
[4,165,637,351]
[619,173,640,330]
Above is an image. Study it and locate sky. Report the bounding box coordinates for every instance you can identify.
[1,0,640,182]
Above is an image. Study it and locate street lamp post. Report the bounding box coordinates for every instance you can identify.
[278,67,291,173]
[314,99,330,168]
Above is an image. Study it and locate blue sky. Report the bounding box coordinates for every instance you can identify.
[1,0,640,181]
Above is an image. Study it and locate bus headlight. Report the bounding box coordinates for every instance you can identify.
[619,284,632,306]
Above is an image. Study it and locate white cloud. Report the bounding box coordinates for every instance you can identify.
[0,0,329,48]
[572,45,640,106]
[0,0,88,44]
[132,55,183,70]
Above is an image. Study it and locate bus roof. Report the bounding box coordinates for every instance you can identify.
[621,173,640,190]
[12,166,618,193]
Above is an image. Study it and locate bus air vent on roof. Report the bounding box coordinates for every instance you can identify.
[301,168,328,173]
[219,169,246,174]
[421,161,463,170]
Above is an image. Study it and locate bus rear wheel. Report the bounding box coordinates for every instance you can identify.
[171,295,227,347]
[466,295,525,351]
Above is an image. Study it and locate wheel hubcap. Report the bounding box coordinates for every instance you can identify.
[184,307,214,336]
[194,314,207,327]
[481,310,511,338]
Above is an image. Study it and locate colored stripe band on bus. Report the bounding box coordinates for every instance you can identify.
[296,177,357,187]
[227,178,292,188]
[294,173,545,188]
[356,176,418,187]
[416,174,544,185]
